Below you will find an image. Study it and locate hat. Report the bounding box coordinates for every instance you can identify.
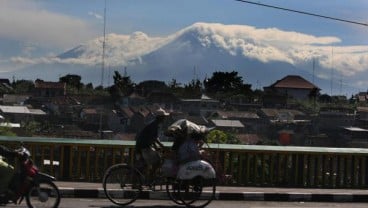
[155,108,170,116]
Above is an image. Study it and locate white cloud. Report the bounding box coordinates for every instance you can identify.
[8,22,368,81]
[88,11,103,20]
[0,0,95,49]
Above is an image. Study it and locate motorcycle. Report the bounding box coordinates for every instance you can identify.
[0,145,61,208]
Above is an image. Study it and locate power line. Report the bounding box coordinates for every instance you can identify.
[235,0,368,27]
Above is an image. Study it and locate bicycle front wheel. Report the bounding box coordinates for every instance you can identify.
[103,164,142,206]
[26,179,61,208]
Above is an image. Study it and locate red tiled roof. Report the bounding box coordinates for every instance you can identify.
[271,75,319,90]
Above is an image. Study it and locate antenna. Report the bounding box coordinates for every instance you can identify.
[330,48,334,96]
[123,66,128,77]
[99,0,107,137]
[312,58,315,85]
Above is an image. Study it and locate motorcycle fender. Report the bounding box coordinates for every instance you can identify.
[34,172,56,181]
[177,160,216,180]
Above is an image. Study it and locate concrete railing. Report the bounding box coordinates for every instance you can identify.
[1,136,368,188]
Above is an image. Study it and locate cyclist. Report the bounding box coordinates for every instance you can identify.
[135,108,169,177]
[0,145,23,196]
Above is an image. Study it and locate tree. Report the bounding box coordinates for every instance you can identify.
[12,80,35,94]
[59,74,83,92]
[182,79,202,98]
[206,130,240,144]
[109,71,135,102]
[204,71,251,96]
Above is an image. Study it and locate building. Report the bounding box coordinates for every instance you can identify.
[180,94,220,117]
[263,75,320,107]
[34,80,66,97]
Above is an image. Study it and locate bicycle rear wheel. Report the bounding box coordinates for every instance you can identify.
[166,177,184,205]
[178,177,216,208]
[103,164,142,206]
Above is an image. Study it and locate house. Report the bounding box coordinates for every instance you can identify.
[180,94,220,117]
[80,108,100,129]
[0,105,46,123]
[318,106,355,134]
[356,107,368,128]
[146,91,180,110]
[258,108,312,144]
[339,126,368,147]
[1,94,30,105]
[120,92,146,107]
[34,80,66,97]
[210,119,245,133]
[356,92,368,103]
[263,75,320,106]
[107,107,134,133]
[0,79,13,95]
[215,110,260,133]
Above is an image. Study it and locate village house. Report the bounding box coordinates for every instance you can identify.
[34,80,66,97]
[356,107,368,129]
[356,92,368,103]
[317,106,356,134]
[257,108,312,145]
[107,107,134,133]
[0,105,46,123]
[1,94,30,105]
[263,75,320,107]
[214,110,260,133]
[338,126,368,148]
[210,119,245,133]
[180,94,220,117]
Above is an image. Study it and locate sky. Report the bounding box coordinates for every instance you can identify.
[1,0,368,94]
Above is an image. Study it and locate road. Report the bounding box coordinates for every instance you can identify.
[6,199,368,208]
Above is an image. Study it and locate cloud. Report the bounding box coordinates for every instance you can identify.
[8,22,368,81]
[88,11,103,20]
[0,0,96,49]
[180,23,368,78]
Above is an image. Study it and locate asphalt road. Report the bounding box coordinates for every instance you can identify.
[6,199,368,208]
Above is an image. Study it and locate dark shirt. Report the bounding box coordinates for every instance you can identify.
[135,119,160,151]
[0,145,17,158]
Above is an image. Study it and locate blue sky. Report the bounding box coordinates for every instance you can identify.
[19,0,368,46]
[1,0,368,94]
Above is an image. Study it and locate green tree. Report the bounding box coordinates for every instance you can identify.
[12,80,35,94]
[182,79,202,98]
[23,121,41,136]
[59,74,83,94]
[204,71,251,97]
[109,71,135,102]
[0,126,16,136]
[206,130,240,144]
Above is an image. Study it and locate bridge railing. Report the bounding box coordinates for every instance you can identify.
[1,136,368,188]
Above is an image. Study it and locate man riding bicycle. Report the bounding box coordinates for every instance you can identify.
[135,108,170,177]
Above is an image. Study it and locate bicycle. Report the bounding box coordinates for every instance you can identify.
[102,147,217,208]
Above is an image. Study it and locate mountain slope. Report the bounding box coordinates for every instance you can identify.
[2,22,365,94]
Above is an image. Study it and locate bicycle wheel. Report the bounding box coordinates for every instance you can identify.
[103,164,142,206]
[165,177,184,205]
[178,177,216,208]
[26,179,61,208]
